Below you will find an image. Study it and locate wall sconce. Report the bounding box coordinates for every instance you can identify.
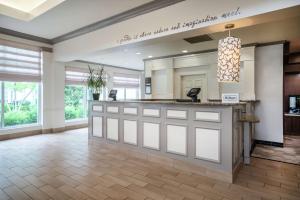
[217,24,241,83]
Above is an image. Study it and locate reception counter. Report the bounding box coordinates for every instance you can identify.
[88,100,246,183]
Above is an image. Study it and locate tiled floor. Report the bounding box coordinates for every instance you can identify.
[252,136,300,165]
[0,128,300,200]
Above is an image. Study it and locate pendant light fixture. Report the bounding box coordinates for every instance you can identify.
[217,24,241,82]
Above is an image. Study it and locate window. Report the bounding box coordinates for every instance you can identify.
[125,88,139,99]
[113,73,140,100]
[3,82,39,127]
[64,85,88,121]
[65,66,90,121]
[0,40,41,128]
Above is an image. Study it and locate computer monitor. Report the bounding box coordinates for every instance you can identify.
[109,89,117,101]
[187,88,201,102]
[289,95,300,112]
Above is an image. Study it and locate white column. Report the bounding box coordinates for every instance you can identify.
[42,51,65,131]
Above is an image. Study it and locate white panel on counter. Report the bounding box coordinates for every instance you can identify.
[107,118,119,141]
[143,108,160,117]
[195,128,220,162]
[143,122,160,150]
[92,116,102,137]
[93,105,103,112]
[107,106,119,113]
[167,125,187,155]
[124,107,138,115]
[195,111,220,122]
[167,110,187,119]
[124,120,137,145]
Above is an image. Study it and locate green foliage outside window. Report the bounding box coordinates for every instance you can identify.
[3,82,38,127]
[64,85,87,120]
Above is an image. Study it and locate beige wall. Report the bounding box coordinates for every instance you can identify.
[144,46,256,101]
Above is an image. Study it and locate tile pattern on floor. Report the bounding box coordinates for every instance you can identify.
[0,128,299,200]
[252,135,300,165]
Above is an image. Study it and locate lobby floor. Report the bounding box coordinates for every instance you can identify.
[252,136,300,165]
[0,128,300,200]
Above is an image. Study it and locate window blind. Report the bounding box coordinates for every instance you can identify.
[0,40,41,82]
[113,73,140,88]
[65,66,89,85]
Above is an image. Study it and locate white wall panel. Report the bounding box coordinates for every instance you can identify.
[124,107,138,115]
[107,118,119,141]
[167,125,187,155]
[92,116,102,137]
[107,106,119,113]
[143,122,160,150]
[124,120,137,145]
[195,128,220,162]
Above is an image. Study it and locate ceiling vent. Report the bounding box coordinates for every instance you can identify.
[184,34,213,44]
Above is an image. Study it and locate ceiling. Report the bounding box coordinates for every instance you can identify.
[79,7,300,70]
[0,0,151,38]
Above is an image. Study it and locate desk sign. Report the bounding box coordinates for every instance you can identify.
[222,93,240,103]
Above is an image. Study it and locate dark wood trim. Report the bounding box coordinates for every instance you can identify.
[254,140,284,148]
[284,63,300,73]
[52,0,185,44]
[0,27,52,44]
[75,60,143,72]
[250,156,300,166]
[40,47,53,53]
[256,40,287,47]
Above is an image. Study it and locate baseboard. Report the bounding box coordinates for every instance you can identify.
[0,129,42,141]
[65,123,88,131]
[255,140,284,147]
[250,141,256,154]
[232,160,243,182]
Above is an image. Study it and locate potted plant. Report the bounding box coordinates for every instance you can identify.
[87,65,106,100]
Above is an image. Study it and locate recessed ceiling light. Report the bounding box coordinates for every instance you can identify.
[182,50,188,53]
[148,55,153,58]
[136,52,141,55]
